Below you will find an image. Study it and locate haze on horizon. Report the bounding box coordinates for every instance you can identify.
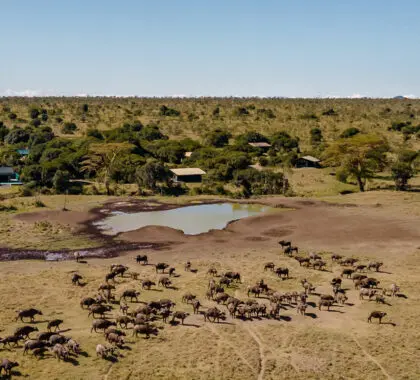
[1,0,419,98]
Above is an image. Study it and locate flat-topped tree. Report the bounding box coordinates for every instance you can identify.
[81,142,134,195]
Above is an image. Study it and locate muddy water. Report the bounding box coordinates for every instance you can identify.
[94,203,274,235]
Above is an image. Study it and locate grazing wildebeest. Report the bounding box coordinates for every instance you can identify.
[207,267,217,276]
[368,311,387,324]
[285,246,298,256]
[91,319,116,333]
[335,293,348,304]
[181,292,197,303]
[375,295,386,304]
[133,324,158,338]
[116,316,134,329]
[96,344,116,358]
[155,262,169,273]
[168,267,176,277]
[51,343,69,361]
[121,289,140,302]
[367,261,383,272]
[192,300,201,314]
[214,292,230,304]
[295,256,310,266]
[184,261,192,272]
[247,285,261,298]
[354,264,367,272]
[105,327,126,339]
[172,311,189,324]
[352,274,367,282]
[49,334,70,346]
[275,267,289,279]
[309,252,321,260]
[47,319,63,332]
[14,326,38,339]
[341,268,354,278]
[72,273,83,285]
[331,254,343,261]
[219,277,232,288]
[141,280,156,290]
[16,308,43,323]
[0,359,19,376]
[296,302,307,315]
[331,278,342,287]
[278,240,291,249]
[204,307,226,323]
[224,271,241,283]
[105,272,117,283]
[359,288,376,300]
[360,278,380,288]
[158,276,172,288]
[88,304,112,318]
[136,255,148,265]
[312,260,327,271]
[264,262,275,271]
[318,300,334,311]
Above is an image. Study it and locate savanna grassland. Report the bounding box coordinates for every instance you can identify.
[0,193,419,380]
[0,98,419,380]
[1,97,420,151]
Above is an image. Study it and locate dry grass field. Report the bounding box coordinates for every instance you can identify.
[0,192,419,379]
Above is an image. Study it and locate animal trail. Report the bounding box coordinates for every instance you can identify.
[244,324,266,380]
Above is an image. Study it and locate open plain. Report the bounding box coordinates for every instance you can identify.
[0,192,419,379]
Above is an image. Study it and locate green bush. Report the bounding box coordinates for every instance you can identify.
[61,122,78,134]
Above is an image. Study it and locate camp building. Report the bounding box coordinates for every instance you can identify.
[170,168,206,183]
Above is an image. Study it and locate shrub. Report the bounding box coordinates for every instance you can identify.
[61,122,78,134]
[8,112,17,120]
[340,127,360,138]
[34,199,46,207]
[159,105,180,117]
[29,108,40,119]
[203,129,231,148]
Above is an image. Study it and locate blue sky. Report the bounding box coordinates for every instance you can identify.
[1,0,419,98]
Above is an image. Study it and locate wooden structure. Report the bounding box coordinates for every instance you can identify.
[295,156,321,168]
[170,168,206,183]
[248,142,271,152]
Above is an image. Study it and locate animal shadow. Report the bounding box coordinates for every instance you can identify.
[182,323,201,328]
[78,351,89,358]
[167,286,179,291]
[279,315,292,322]
[64,357,79,366]
[77,282,88,288]
[306,301,316,308]
[77,260,88,264]
[305,312,317,319]
[190,269,198,273]
[103,356,119,363]
[381,322,397,327]
[396,293,408,299]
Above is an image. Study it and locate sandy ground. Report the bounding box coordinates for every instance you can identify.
[0,195,419,379]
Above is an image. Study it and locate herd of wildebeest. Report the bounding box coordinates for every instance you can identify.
[0,240,402,377]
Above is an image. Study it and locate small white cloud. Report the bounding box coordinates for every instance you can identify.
[349,93,362,99]
[403,94,417,99]
[2,89,40,97]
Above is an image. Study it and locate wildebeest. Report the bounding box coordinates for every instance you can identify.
[158,276,172,288]
[23,339,49,355]
[116,316,134,329]
[335,293,348,304]
[96,344,116,358]
[318,300,334,311]
[71,273,83,285]
[182,292,197,303]
[0,335,21,347]
[0,359,19,376]
[219,277,232,288]
[132,324,158,338]
[136,255,148,265]
[278,240,291,249]
[285,246,299,256]
[172,311,189,324]
[47,319,63,332]
[359,288,376,300]
[121,289,140,302]
[264,262,275,271]
[91,319,116,333]
[367,261,383,272]
[51,343,69,360]
[352,274,367,282]
[247,285,261,298]
[368,311,387,324]
[331,278,342,287]
[104,327,126,338]
[191,300,201,314]
[88,304,112,319]
[155,262,169,273]
[296,302,307,315]
[106,332,125,347]
[168,267,176,277]
[312,260,327,271]
[275,267,289,279]
[207,267,218,276]
[204,307,226,323]
[36,331,56,342]
[331,254,343,261]
[375,295,386,304]
[184,261,192,272]
[383,283,400,297]
[141,280,156,290]
[67,339,81,355]
[295,256,310,266]
[354,264,367,272]
[214,292,230,304]
[14,325,38,339]
[360,278,380,288]
[16,308,43,322]
[341,268,354,278]
[49,334,70,346]
[224,271,241,283]
[340,258,359,266]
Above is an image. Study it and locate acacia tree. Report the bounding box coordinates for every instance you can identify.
[81,143,133,195]
[135,161,170,192]
[323,134,388,192]
[391,150,419,191]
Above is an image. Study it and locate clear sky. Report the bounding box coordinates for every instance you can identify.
[1,0,419,98]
